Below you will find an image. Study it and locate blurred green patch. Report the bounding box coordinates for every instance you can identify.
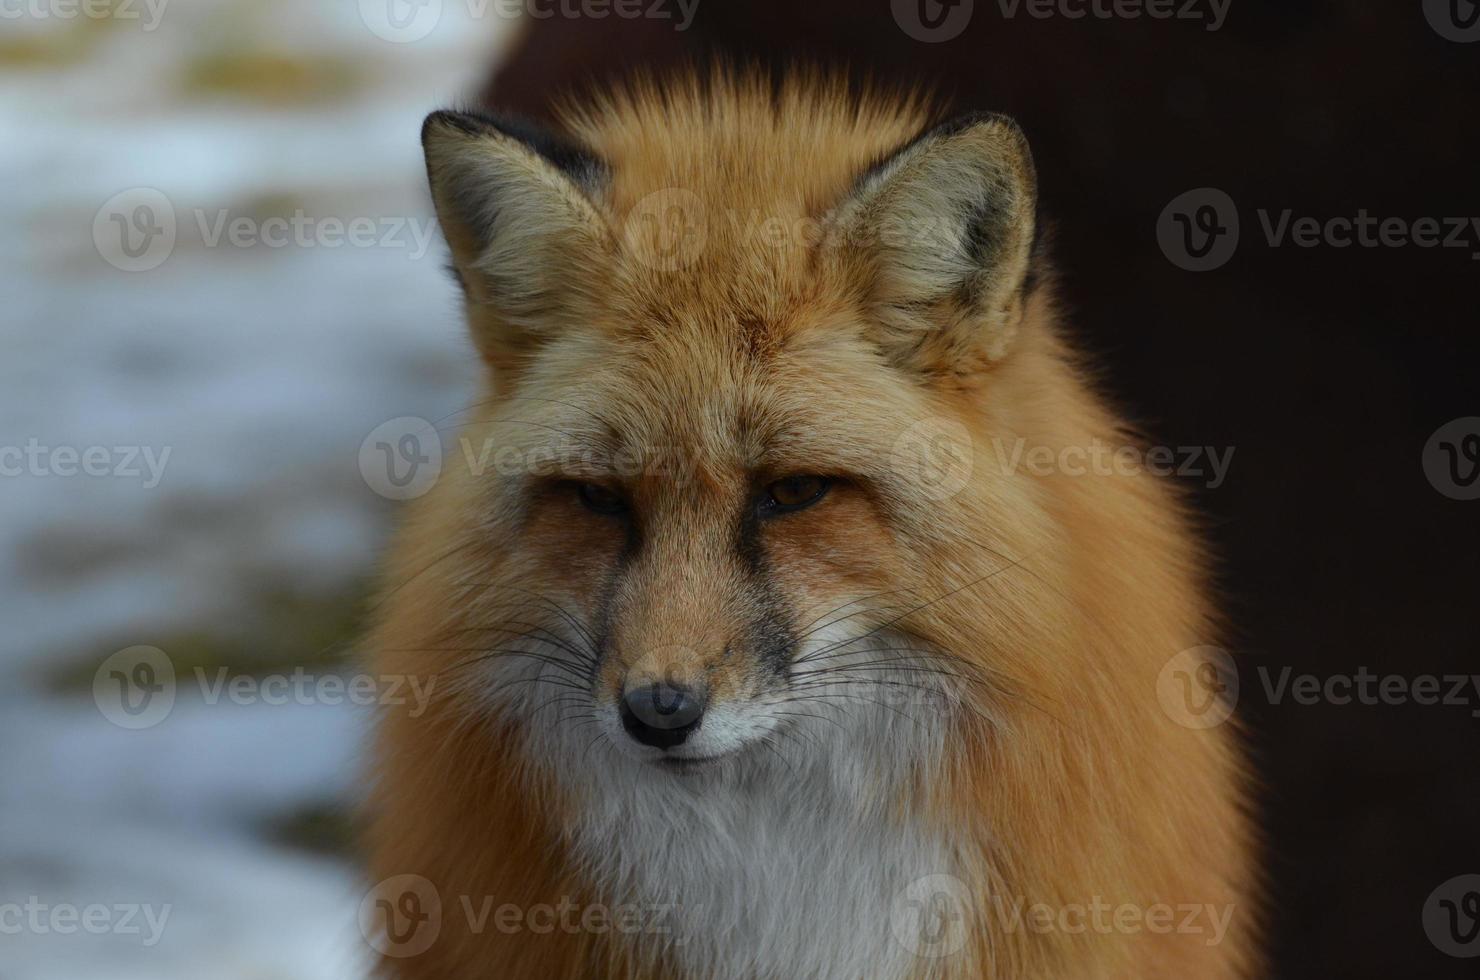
[43,582,375,695]
[236,191,310,224]
[0,33,84,69]
[0,10,117,69]
[181,49,365,105]
[263,801,361,858]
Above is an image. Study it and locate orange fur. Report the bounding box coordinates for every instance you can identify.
[366,72,1258,979]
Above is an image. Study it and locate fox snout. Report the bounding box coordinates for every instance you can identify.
[604,644,737,756]
[599,618,787,760]
[618,680,706,748]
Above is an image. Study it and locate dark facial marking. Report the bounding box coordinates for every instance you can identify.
[734,489,799,679]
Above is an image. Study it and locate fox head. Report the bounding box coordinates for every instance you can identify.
[394,77,1057,777]
[371,77,1251,980]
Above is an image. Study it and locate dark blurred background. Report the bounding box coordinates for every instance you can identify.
[485,3,1480,977]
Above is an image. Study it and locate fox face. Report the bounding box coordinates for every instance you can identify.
[412,85,1039,776]
[372,77,1252,980]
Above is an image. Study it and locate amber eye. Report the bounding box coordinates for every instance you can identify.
[761,475,831,516]
[576,482,626,515]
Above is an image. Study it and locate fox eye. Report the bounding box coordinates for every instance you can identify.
[761,475,831,516]
[576,482,626,515]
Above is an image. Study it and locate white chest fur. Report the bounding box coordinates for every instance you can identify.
[557,632,970,980]
[569,752,958,980]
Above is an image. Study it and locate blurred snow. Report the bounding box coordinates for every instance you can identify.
[1,0,509,975]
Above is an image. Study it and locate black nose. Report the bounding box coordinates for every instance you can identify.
[619,683,705,749]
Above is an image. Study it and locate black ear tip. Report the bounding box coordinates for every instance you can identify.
[933,110,1026,143]
[422,109,482,147]
[419,107,608,187]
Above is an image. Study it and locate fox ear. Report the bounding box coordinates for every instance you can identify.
[422,110,611,363]
[831,112,1039,378]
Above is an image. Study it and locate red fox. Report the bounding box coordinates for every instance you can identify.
[366,72,1257,979]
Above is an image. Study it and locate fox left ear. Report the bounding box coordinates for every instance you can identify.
[421,109,612,366]
[830,112,1039,377]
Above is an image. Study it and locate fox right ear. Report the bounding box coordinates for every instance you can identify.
[422,110,612,363]
[828,112,1039,380]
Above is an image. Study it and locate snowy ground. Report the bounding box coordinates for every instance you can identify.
[1,2,511,975]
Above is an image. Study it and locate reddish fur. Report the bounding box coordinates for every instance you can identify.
[367,72,1258,979]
